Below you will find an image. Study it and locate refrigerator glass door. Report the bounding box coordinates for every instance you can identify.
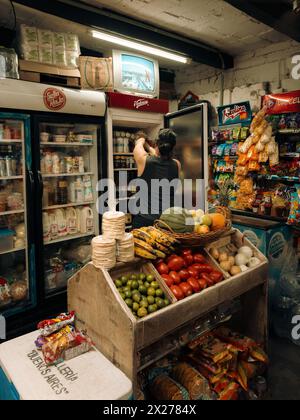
[37,119,100,295]
[0,114,35,315]
[165,105,208,211]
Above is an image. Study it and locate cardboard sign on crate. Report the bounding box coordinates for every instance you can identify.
[80,57,113,91]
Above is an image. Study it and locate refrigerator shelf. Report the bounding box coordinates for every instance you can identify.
[42,172,94,178]
[0,209,24,216]
[114,168,137,172]
[44,232,95,246]
[0,175,23,181]
[113,153,134,156]
[0,139,23,145]
[43,201,95,211]
[0,246,26,256]
[40,142,93,147]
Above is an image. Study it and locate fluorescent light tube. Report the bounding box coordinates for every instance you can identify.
[91,30,189,64]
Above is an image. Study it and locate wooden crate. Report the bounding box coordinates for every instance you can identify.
[19,60,81,89]
[68,245,269,397]
[205,229,268,279]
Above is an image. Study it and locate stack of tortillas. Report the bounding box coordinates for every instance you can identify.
[92,236,116,270]
[117,233,135,263]
[102,211,126,240]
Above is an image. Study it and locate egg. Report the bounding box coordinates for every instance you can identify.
[238,246,253,260]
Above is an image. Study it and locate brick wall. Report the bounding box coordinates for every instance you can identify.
[175,40,300,115]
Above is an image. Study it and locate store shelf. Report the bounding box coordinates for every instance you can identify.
[0,209,24,216]
[44,232,95,246]
[254,174,299,182]
[232,209,288,223]
[280,153,300,158]
[114,168,137,172]
[0,175,23,181]
[40,142,93,147]
[43,201,94,210]
[278,129,300,135]
[0,246,25,256]
[113,152,134,156]
[0,139,23,145]
[42,172,93,178]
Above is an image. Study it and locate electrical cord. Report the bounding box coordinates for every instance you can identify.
[9,0,17,31]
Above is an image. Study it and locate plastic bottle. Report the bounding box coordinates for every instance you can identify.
[80,207,94,234]
[66,207,78,235]
[43,212,51,242]
[75,176,84,203]
[55,209,67,237]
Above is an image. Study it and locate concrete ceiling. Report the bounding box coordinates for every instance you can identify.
[80,0,289,55]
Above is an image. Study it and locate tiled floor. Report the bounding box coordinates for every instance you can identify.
[268,337,300,400]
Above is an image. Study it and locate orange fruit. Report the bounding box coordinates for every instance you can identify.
[210,213,226,231]
[196,225,210,234]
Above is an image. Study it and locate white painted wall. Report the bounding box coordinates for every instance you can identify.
[175,40,300,118]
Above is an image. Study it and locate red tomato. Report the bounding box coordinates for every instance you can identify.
[179,282,193,297]
[166,254,178,264]
[181,249,193,257]
[178,269,190,281]
[169,271,181,285]
[196,263,213,273]
[183,254,194,267]
[170,285,185,300]
[161,274,174,288]
[168,256,185,272]
[156,262,169,275]
[193,253,207,264]
[200,273,214,287]
[209,270,224,284]
[187,277,201,293]
[198,279,207,290]
[188,267,199,279]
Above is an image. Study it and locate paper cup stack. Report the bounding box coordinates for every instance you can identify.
[92,236,116,270]
[117,233,135,263]
[102,211,126,240]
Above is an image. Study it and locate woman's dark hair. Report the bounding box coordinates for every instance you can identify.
[157,129,177,160]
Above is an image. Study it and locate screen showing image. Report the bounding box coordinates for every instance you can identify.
[120,54,156,93]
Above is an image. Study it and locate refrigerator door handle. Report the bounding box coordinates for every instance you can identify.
[37,170,44,197]
[28,170,34,196]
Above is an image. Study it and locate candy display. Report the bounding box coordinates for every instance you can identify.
[37,311,75,336]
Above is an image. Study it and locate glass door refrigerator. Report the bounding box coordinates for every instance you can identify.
[0,113,36,324]
[165,103,209,212]
[32,114,104,315]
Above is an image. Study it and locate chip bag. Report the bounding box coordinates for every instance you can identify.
[38,312,75,336]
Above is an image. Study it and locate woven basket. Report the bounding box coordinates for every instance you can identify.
[154,207,232,247]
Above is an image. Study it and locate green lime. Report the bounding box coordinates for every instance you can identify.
[131,289,139,295]
[115,279,123,288]
[164,299,170,307]
[130,274,138,280]
[121,276,128,285]
[151,281,159,290]
[144,281,150,289]
[146,275,154,282]
[140,299,149,308]
[127,280,133,288]
[124,290,132,299]
[120,292,125,300]
[147,287,156,297]
[131,280,139,290]
[125,298,133,308]
[156,298,165,309]
[123,286,131,292]
[137,307,148,318]
[133,293,141,303]
[138,280,144,286]
[138,285,147,295]
[148,304,158,313]
[132,302,140,312]
[147,295,155,305]
[139,273,146,281]
[155,288,164,298]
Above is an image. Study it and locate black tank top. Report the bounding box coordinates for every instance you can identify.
[137,156,179,223]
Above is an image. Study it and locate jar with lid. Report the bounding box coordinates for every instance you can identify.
[57,179,68,205]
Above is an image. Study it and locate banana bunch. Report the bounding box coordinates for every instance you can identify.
[133,227,179,260]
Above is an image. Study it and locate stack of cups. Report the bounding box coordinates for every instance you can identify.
[102,211,126,240]
[92,236,116,270]
[117,233,135,263]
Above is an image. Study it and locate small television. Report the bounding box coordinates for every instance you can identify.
[113,50,160,98]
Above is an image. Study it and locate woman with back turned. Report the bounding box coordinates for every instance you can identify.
[133,129,181,229]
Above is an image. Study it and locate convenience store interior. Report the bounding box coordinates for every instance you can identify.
[0,0,300,401]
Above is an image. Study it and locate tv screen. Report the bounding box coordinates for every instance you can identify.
[113,51,159,97]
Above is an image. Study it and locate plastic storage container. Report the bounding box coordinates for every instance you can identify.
[0,229,15,252]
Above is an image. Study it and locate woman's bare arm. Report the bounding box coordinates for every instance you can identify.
[134,137,148,176]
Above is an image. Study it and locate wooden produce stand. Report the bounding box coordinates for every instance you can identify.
[68,230,269,398]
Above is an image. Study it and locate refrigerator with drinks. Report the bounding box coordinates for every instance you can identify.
[0,79,106,336]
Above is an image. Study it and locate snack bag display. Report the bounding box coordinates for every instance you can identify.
[237,153,248,166]
[235,166,248,177]
[239,179,254,194]
[255,140,265,153]
[37,311,75,336]
[247,146,259,161]
[250,107,267,133]
[239,136,253,154]
[269,144,279,167]
[287,185,300,226]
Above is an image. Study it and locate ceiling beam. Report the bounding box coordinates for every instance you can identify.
[12,0,234,69]
[225,0,300,42]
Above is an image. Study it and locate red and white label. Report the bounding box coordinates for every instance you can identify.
[133,99,150,110]
[43,88,67,111]
[107,92,169,114]
[263,90,300,115]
